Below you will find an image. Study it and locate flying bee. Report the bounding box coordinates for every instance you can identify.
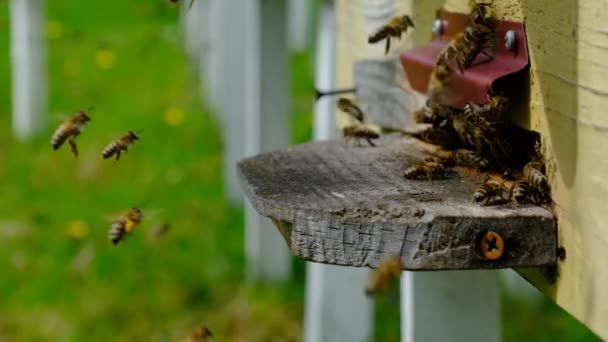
[365,256,402,296]
[452,149,489,169]
[102,130,140,160]
[523,161,550,195]
[469,1,495,30]
[342,125,379,146]
[51,107,93,157]
[183,325,213,342]
[368,15,415,55]
[427,51,454,103]
[337,98,365,123]
[403,160,447,180]
[473,177,508,205]
[109,207,143,245]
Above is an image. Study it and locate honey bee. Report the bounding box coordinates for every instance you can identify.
[427,51,455,103]
[414,102,452,125]
[51,107,93,157]
[365,256,402,296]
[183,325,213,342]
[473,177,508,205]
[445,26,495,73]
[342,125,379,146]
[418,124,461,149]
[523,161,550,194]
[452,149,489,169]
[368,15,415,55]
[337,98,365,123]
[403,160,447,180]
[109,207,143,245]
[469,1,495,30]
[510,179,535,204]
[102,131,140,160]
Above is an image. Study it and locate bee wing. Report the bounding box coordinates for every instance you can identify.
[140,208,165,221]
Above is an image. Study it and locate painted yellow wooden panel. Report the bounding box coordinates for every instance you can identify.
[442,0,608,338]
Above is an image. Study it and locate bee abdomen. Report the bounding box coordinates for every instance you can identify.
[473,185,490,202]
[51,125,71,150]
[102,142,119,159]
[513,181,531,204]
[403,166,420,179]
[109,221,125,244]
[368,28,388,43]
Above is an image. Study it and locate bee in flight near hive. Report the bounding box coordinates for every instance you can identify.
[108,207,143,245]
[337,97,365,123]
[473,176,509,205]
[368,15,415,55]
[366,256,402,296]
[403,159,448,180]
[427,50,455,104]
[183,325,213,342]
[342,125,379,146]
[51,107,93,157]
[102,130,140,161]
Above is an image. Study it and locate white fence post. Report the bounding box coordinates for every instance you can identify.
[243,0,292,281]
[10,0,47,139]
[303,2,373,341]
[287,0,312,52]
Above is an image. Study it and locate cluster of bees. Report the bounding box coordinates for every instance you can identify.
[344,2,552,296]
[344,1,552,209]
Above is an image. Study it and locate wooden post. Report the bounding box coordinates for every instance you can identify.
[243,0,292,281]
[303,2,373,341]
[402,271,500,342]
[9,0,46,139]
[287,0,312,52]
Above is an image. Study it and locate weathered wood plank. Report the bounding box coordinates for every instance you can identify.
[238,135,556,270]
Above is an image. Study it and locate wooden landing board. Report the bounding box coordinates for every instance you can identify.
[238,135,556,270]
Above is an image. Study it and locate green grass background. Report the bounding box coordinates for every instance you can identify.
[0,0,600,341]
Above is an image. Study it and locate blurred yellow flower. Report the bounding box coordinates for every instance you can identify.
[66,220,88,239]
[95,50,116,70]
[46,20,64,40]
[164,106,185,126]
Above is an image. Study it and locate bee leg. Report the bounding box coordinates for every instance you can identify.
[115,151,121,161]
[188,0,195,10]
[68,138,78,157]
[385,37,391,55]
[480,49,495,60]
[366,137,376,146]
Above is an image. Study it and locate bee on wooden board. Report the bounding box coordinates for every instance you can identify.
[109,207,143,245]
[523,161,550,195]
[342,125,379,146]
[368,15,415,55]
[183,325,213,342]
[452,149,489,170]
[403,160,448,180]
[102,130,140,161]
[473,176,509,205]
[337,97,365,123]
[51,107,93,157]
[365,256,402,296]
[510,178,538,204]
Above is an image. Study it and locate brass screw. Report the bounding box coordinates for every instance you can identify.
[480,231,504,260]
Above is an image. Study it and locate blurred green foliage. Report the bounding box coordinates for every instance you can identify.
[0,0,601,341]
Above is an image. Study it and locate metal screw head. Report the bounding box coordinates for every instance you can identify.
[505,30,517,51]
[432,19,444,35]
[480,231,504,260]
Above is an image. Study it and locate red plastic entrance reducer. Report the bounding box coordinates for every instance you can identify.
[400,10,529,108]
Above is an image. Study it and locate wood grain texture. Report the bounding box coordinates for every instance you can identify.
[238,135,556,270]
